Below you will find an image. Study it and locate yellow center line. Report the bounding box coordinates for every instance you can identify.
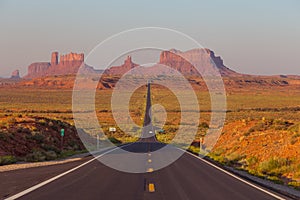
[148,183,155,192]
[148,159,152,163]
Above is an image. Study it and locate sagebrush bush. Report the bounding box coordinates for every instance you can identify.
[0,132,8,141]
[0,155,17,165]
[226,153,246,166]
[44,151,57,160]
[258,157,291,176]
[26,151,46,162]
[30,133,45,142]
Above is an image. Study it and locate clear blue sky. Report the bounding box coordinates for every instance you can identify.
[0,0,299,77]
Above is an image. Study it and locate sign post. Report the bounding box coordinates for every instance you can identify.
[60,129,65,151]
[97,134,99,150]
[200,136,204,152]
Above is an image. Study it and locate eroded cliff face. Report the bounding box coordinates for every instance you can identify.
[159,49,238,76]
[27,62,51,78]
[59,52,84,66]
[25,52,84,78]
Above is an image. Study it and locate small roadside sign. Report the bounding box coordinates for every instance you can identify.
[61,129,65,137]
[158,129,165,133]
[109,127,116,132]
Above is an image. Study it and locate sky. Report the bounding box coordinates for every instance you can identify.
[0,0,299,77]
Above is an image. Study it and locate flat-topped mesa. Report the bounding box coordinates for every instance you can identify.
[24,52,85,78]
[159,48,238,77]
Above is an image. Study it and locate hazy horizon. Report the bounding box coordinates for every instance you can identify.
[0,0,300,77]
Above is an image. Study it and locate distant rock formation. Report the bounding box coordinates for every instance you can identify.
[159,49,238,76]
[59,52,84,66]
[103,48,239,77]
[24,48,239,79]
[51,52,58,66]
[27,62,51,78]
[24,52,85,78]
[104,56,139,75]
[10,69,21,79]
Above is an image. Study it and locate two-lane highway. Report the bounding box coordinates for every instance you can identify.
[139,81,157,143]
[6,82,288,200]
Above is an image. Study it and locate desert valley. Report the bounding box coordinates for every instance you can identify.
[0,48,300,192]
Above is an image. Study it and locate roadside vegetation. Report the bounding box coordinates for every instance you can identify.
[0,114,86,164]
[205,119,300,190]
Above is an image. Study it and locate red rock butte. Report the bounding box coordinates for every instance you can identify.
[104,56,138,75]
[25,52,85,78]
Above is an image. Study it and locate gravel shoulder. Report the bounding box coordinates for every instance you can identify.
[0,152,91,172]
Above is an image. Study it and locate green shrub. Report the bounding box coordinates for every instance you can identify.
[208,149,228,165]
[31,133,45,142]
[41,144,60,153]
[38,119,47,125]
[272,119,293,130]
[26,151,46,162]
[267,176,284,184]
[288,181,300,190]
[59,150,86,158]
[0,132,8,141]
[44,151,57,160]
[246,156,259,168]
[226,153,246,166]
[188,146,200,154]
[258,157,291,176]
[0,155,17,165]
[212,148,225,156]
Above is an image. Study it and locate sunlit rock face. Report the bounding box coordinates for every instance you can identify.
[25,52,85,78]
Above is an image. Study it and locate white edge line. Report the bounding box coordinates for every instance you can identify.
[5,144,132,200]
[178,148,286,200]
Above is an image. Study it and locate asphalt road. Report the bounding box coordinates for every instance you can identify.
[5,83,289,200]
[139,81,157,143]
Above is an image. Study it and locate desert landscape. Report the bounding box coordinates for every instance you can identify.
[0,49,299,192]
